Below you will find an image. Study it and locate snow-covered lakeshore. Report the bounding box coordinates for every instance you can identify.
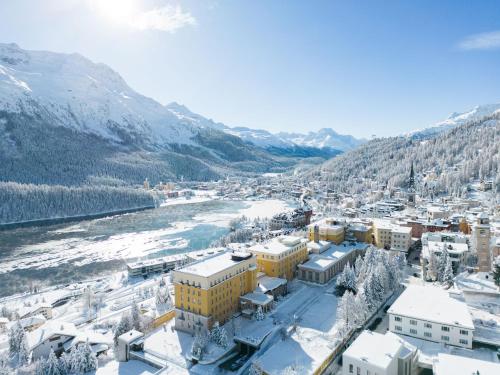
[0,198,295,298]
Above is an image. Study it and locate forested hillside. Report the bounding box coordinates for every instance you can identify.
[308,112,500,196]
[0,182,158,225]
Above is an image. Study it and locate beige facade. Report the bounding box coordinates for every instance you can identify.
[472,213,492,272]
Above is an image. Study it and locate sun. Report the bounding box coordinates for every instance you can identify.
[89,0,138,27]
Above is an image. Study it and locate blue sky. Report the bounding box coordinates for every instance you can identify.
[1,0,500,137]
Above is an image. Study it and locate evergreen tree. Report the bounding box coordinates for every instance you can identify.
[354,256,364,278]
[18,337,30,366]
[75,341,98,374]
[113,313,133,347]
[442,257,454,286]
[44,349,63,375]
[427,252,439,281]
[130,302,142,331]
[438,249,450,282]
[255,306,265,321]
[493,261,500,288]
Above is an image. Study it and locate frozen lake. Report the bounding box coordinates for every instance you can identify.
[0,199,293,297]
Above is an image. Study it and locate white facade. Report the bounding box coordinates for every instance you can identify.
[388,286,474,349]
[342,331,414,375]
[373,220,412,252]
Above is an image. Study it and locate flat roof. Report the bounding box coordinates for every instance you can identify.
[343,331,403,369]
[249,236,305,256]
[388,285,474,329]
[434,353,500,375]
[299,255,337,271]
[177,251,252,278]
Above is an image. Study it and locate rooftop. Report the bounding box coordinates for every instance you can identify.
[176,251,253,278]
[249,236,306,256]
[388,285,474,329]
[343,331,405,369]
[434,353,500,375]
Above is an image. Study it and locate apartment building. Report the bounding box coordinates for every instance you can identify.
[172,251,257,334]
[307,218,345,244]
[388,285,474,348]
[249,236,308,280]
[343,331,415,375]
[373,220,412,252]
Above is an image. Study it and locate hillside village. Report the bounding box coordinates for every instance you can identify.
[0,163,499,375]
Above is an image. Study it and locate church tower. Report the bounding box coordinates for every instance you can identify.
[407,162,416,206]
[472,213,492,272]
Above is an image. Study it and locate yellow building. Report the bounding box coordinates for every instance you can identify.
[348,222,373,243]
[172,251,257,334]
[307,219,345,244]
[249,236,308,280]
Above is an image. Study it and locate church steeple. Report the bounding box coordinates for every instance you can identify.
[407,162,416,207]
[409,162,415,190]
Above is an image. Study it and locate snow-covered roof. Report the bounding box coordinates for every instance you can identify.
[27,322,80,350]
[257,276,287,293]
[177,251,252,278]
[388,285,474,329]
[118,329,144,344]
[19,314,46,329]
[433,353,500,375]
[250,236,306,256]
[343,331,405,369]
[240,292,273,306]
[299,255,337,271]
[257,327,337,375]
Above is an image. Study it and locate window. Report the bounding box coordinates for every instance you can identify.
[410,329,417,335]
[349,364,353,373]
[441,326,450,332]
[459,339,468,345]
[410,320,417,326]
[357,367,360,375]
[441,335,449,342]
[394,325,402,331]
[424,323,432,329]
[424,332,432,338]
[394,316,402,322]
[460,330,468,336]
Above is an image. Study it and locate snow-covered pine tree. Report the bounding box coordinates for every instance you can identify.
[18,336,30,366]
[442,256,454,286]
[427,252,439,282]
[437,249,450,282]
[255,306,265,321]
[76,341,98,373]
[354,255,364,278]
[44,349,63,375]
[113,313,133,347]
[131,302,142,331]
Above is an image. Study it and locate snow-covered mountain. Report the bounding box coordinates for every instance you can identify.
[0,43,295,184]
[408,103,500,137]
[0,42,207,147]
[164,102,364,151]
[278,128,365,151]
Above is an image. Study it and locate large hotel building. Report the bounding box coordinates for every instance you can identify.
[172,251,257,334]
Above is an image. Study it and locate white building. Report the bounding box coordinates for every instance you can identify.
[433,353,500,375]
[421,232,469,270]
[388,285,474,348]
[27,322,109,360]
[343,331,415,375]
